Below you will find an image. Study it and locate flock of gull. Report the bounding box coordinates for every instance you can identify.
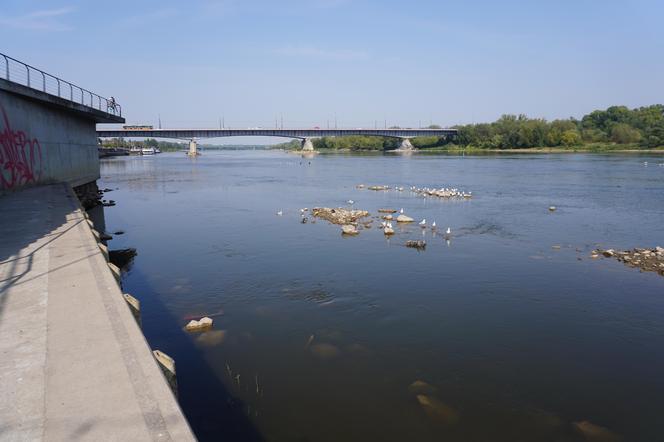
[410,186,472,199]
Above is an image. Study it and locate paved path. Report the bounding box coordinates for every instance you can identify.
[0,185,195,441]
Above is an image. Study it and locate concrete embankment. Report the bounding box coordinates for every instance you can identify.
[0,184,195,441]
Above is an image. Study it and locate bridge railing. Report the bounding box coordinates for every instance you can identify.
[1,52,121,117]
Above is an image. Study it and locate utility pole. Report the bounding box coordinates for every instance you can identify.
[334,113,337,129]
[158,114,162,129]
[280,114,283,129]
[384,119,387,129]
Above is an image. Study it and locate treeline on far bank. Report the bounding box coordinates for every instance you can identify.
[274,105,664,151]
[100,138,186,152]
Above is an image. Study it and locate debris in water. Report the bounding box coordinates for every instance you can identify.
[184,310,224,321]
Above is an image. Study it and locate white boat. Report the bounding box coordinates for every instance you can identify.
[141,147,156,155]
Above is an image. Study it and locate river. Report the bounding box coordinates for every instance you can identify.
[98,151,664,442]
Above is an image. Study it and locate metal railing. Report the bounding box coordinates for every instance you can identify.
[1,52,121,117]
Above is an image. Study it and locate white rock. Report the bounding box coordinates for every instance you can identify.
[185,320,201,331]
[396,215,414,223]
[199,316,213,326]
[384,227,395,235]
[341,225,359,235]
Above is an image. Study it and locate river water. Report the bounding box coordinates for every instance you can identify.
[99,151,664,442]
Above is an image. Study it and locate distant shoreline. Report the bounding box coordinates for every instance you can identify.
[283,147,664,154]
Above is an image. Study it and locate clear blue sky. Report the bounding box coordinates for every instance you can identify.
[2,0,663,131]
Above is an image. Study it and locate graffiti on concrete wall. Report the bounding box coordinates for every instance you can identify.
[0,104,43,190]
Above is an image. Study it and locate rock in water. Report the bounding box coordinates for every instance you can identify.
[109,248,137,269]
[396,214,414,223]
[384,226,395,236]
[378,209,397,213]
[573,421,621,442]
[341,225,359,235]
[310,343,340,359]
[196,330,226,347]
[185,320,201,331]
[406,240,426,250]
[185,316,214,332]
[416,395,459,425]
[408,380,437,395]
[549,206,557,211]
[312,207,370,225]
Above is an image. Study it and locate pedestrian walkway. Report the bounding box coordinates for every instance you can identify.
[0,184,195,441]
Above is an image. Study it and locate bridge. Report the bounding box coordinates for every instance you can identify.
[96,127,458,154]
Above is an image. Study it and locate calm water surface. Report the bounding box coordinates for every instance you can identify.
[99,151,664,442]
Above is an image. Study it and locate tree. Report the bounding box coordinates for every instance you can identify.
[610,123,642,144]
[560,130,582,146]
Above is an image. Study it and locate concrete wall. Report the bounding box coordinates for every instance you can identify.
[0,88,100,192]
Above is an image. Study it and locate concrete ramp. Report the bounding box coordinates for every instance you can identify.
[0,185,195,441]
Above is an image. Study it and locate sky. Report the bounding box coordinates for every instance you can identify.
[2,0,664,134]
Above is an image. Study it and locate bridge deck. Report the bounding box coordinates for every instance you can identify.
[97,127,457,140]
[0,185,194,441]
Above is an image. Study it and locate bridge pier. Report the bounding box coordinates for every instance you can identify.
[187,139,200,156]
[397,138,414,151]
[301,138,314,152]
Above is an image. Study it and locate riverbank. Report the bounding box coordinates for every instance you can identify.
[284,146,664,154]
[0,184,195,441]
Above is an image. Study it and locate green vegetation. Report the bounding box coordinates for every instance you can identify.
[272,105,664,151]
[456,105,664,149]
[100,138,186,152]
[100,138,273,151]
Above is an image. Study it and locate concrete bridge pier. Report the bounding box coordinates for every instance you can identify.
[398,138,414,151]
[301,138,314,151]
[187,139,200,156]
